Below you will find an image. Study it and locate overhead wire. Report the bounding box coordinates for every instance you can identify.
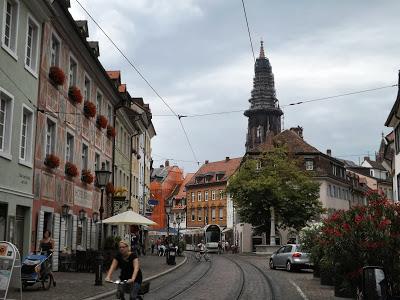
[240,0,255,62]
[73,0,199,164]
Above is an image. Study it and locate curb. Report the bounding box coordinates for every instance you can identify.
[83,256,188,300]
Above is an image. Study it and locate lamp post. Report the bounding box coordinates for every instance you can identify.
[176,215,181,243]
[94,162,111,286]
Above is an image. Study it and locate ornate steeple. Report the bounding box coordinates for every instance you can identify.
[244,41,283,153]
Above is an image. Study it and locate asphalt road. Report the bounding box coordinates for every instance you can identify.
[104,253,337,300]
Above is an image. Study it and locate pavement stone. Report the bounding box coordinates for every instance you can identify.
[20,254,184,300]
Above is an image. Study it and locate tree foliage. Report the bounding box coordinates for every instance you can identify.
[228,147,322,234]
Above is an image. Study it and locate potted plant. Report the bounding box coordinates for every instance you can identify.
[44,154,60,169]
[106,125,116,138]
[81,169,94,184]
[83,101,96,119]
[49,66,65,86]
[68,86,83,104]
[106,182,115,195]
[65,162,78,177]
[96,115,108,129]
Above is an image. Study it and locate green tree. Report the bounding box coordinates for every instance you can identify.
[228,147,322,237]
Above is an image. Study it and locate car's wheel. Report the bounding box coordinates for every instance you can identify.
[269,259,276,270]
[286,261,292,272]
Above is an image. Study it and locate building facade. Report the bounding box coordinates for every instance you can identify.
[185,157,242,229]
[0,0,50,256]
[169,172,194,230]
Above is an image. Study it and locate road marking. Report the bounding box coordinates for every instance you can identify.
[289,280,309,300]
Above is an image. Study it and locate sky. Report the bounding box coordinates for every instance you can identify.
[70,0,400,173]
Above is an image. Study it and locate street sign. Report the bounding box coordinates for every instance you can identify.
[148,199,158,206]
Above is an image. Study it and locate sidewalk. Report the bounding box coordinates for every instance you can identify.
[20,254,185,300]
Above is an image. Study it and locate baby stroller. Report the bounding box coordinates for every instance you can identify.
[21,252,54,290]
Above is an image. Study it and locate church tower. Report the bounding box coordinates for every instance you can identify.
[244,41,283,153]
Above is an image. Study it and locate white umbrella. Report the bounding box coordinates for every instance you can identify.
[102,210,157,226]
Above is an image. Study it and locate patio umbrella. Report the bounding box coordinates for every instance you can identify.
[102,210,157,226]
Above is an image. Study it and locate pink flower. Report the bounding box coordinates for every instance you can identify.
[354,215,363,224]
[342,223,351,232]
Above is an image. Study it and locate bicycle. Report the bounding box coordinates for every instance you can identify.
[195,251,211,262]
[106,279,149,300]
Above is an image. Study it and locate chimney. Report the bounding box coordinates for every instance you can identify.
[205,160,209,164]
[364,156,369,162]
[290,126,303,139]
[165,160,170,167]
[160,165,164,168]
[225,157,230,162]
[327,149,332,156]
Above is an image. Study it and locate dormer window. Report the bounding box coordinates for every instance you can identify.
[216,173,224,181]
[305,160,314,171]
[196,176,203,184]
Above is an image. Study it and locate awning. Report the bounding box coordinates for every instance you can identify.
[103,210,157,226]
[222,228,233,233]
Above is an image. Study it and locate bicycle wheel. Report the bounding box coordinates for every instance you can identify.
[195,253,201,262]
[205,254,210,262]
[41,273,52,290]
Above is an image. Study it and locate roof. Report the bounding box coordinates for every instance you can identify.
[337,159,359,167]
[107,71,121,80]
[187,157,242,186]
[273,130,320,153]
[151,166,172,182]
[118,84,127,93]
[384,72,400,127]
[364,158,386,171]
[175,173,195,199]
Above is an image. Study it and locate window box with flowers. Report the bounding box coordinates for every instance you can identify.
[65,162,79,177]
[96,115,108,129]
[106,125,116,138]
[44,154,60,169]
[83,101,96,119]
[81,169,94,184]
[68,86,83,105]
[49,66,65,86]
[106,182,115,195]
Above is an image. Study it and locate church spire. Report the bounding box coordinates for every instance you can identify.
[244,40,283,153]
[259,40,265,58]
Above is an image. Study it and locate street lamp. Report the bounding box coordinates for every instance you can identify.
[94,162,111,286]
[92,212,99,223]
[165,199,171,238]
[176,215,181,243]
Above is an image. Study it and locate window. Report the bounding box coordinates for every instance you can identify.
[211,190,216,200]
[95,153,100,171]
[191,192,195,202]
[256,160,262,170]
[191,209,195,221]
[305,160,314,171]
[216,174,224,181]
[19,106,33,163]
[0,91,14,159]
[81,143,88,170]
[212,207,216,221]
[45,118,56,156]
[327,184,331,197]
[68,57,77,87]
[84,76,91,102]
[333,186,337,198]
[205,191,209,201]
[197,209,202,221]
[25,16,39,74]
[219,207,223,220]
[338,188,342,199]
[65,133,74,163]
[105,160,110,171]
[198,191,202,202]
[2,0,19,56]
[50,33,60,66]
[396,125,400,154]
[219,190,224,200]
[96,92,102,115]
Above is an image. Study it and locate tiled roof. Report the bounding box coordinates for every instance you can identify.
[151,166,171,182]
[175,173,195,199]
[273,130,320,153]
[365,158,386,171]
[187,157,242,186]
[118,84,126,93]
[107,71,120,80]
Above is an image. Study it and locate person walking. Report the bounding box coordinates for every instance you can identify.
[38,230,57,287]
[105,240,143,300]
[150,239,155,255]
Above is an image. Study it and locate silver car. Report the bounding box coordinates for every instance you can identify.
[269,244,312,271]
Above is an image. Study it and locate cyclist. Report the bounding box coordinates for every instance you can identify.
[197,240,208,261]
[38,230,56,287]
[105,240,143,300]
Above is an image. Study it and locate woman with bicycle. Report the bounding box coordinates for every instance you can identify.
[105,240,143,300]
[38,230,57,287]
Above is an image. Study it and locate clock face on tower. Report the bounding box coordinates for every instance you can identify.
[244,41,283,153]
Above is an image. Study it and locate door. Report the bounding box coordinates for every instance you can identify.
[15,206,25,256]
[274,246,286,266]
[281,245,293,265]
[0,203,7,241]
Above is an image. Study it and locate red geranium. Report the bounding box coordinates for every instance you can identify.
[342,223,351,232]
[68,86,83,104]
[354,215,363,224]
[49,66,65,86]
[106,182,115,194]
[96,115,108,129]
[44,154,60,169]
[378,219,391,229]
[65,162,78,177]
[106,125,116,138]
[83,101,96,119]
[81,169,94,184]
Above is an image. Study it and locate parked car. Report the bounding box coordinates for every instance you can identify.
[269,244,312,272]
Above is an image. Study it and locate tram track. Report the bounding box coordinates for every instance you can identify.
[166,254,213,300]
[221,255,245,300]
[246,260,277,300]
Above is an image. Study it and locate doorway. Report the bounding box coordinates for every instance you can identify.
[0,203,7,241]
[15,206,27,255]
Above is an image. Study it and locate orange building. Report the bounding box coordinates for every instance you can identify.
[150,161,183,230]
[186,157,242,229]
